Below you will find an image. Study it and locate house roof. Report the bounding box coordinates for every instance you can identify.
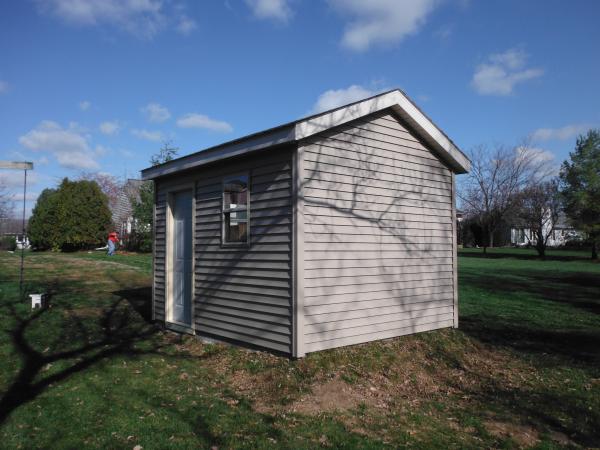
[111,179,144,222]
[141,89,470,180]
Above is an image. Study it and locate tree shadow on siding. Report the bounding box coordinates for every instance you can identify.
[300,110,454,341]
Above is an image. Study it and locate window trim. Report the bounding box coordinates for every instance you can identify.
[221,172,250,247]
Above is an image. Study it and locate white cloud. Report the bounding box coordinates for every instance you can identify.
[176,113,233,133]
[94,144,112,157]
[9,152,49,168]
[1,170,40,188]
[532,124,591,142]
[516,146,556,163]
[18,121,100,170]
[176,15,197,35]
[245,0,294,24]
[36,0,170,39]
[0,73,8,92]
[11,192,40,203]
[141,103,171,122]
[327,0,442,52]
[79,101,90,111]
[120,149,135,157]
[99,120,121,137]
[470,48,544,96]
[434,23,452,40]
[131,128,165,142]
[306,84,387,116]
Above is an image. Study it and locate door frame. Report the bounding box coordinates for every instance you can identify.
[165,182,196,330]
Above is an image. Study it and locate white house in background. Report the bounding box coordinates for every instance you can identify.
[1,233,30,249]
[111,179,143,235]
[508,215,581,247]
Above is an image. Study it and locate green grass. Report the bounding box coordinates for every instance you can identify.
[0,248,598,449]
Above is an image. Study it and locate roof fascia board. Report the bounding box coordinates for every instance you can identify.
[141,125,296,180]
[295,91,470,174]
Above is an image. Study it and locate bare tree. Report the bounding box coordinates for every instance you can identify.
[458,138,555,254]
[73,170,123,210]
[511,180,561,257]
[0,176,16,233]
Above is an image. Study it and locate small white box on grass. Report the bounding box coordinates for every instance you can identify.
[30,294,48,309]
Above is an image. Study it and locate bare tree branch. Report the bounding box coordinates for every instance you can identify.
[72,171,124,211]
[511,180,561,257]
[457,138,555,253]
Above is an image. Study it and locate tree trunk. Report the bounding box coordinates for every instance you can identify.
[536,243,545,258]
[535,229,546,258]
[592,241,598,260]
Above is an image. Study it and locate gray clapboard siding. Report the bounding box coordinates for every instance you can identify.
[305,312,454,344]
[305,256,453,270]
[305,320,454,353]
[192,147,295,354]
[305,292,453,315]
[305,141,449,174]
[306,305,455,332]
[154,187,168,321]
[303,162,452,189]
[303,110,455,351]
[304,250,452,260]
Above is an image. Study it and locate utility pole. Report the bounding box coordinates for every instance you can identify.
[0,161,34,302]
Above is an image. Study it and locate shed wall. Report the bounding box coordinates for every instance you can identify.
[303,110,455,353]
[155,148,295,354]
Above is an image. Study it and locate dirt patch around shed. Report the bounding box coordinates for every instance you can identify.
[68,307,106,318]
[251,379,383,415]
[483,421,540,447]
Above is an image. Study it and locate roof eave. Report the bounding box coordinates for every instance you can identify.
[141,124,296,180]
[141,89,470,180]
[295,90,470,174]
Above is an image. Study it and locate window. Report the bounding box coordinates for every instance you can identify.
[223,174,249,244]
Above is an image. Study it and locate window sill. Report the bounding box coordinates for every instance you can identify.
[221,243,251,248]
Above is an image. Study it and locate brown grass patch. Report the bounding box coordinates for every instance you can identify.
[483,421,540,447]
[69,307,106,318]
[170,329,534,419]
[251,379,381,414]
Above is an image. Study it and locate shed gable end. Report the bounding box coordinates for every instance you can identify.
[302,110,455,352]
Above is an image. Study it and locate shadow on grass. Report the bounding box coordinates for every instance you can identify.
[459,264,600,364]
[456,373,600,448]
[458,251,593,262]
[460,317,600,365]
[0,282,158,427]
[112,286,153,323]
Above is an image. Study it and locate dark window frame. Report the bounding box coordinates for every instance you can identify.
[222,172,250,247]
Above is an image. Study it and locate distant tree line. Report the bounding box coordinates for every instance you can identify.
[458,129,600,259]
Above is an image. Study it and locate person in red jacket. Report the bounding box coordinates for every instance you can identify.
[107,231,119,255]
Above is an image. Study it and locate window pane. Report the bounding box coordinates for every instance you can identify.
[225,210,248,243]
[224,175,248,209]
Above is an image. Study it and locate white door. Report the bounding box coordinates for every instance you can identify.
[171,191,193,324]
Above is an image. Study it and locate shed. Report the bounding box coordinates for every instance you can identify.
[141,89,471,358]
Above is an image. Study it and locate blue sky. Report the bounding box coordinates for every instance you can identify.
[1,0,599,215]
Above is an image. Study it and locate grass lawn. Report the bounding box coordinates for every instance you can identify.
[0,248,598,449]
